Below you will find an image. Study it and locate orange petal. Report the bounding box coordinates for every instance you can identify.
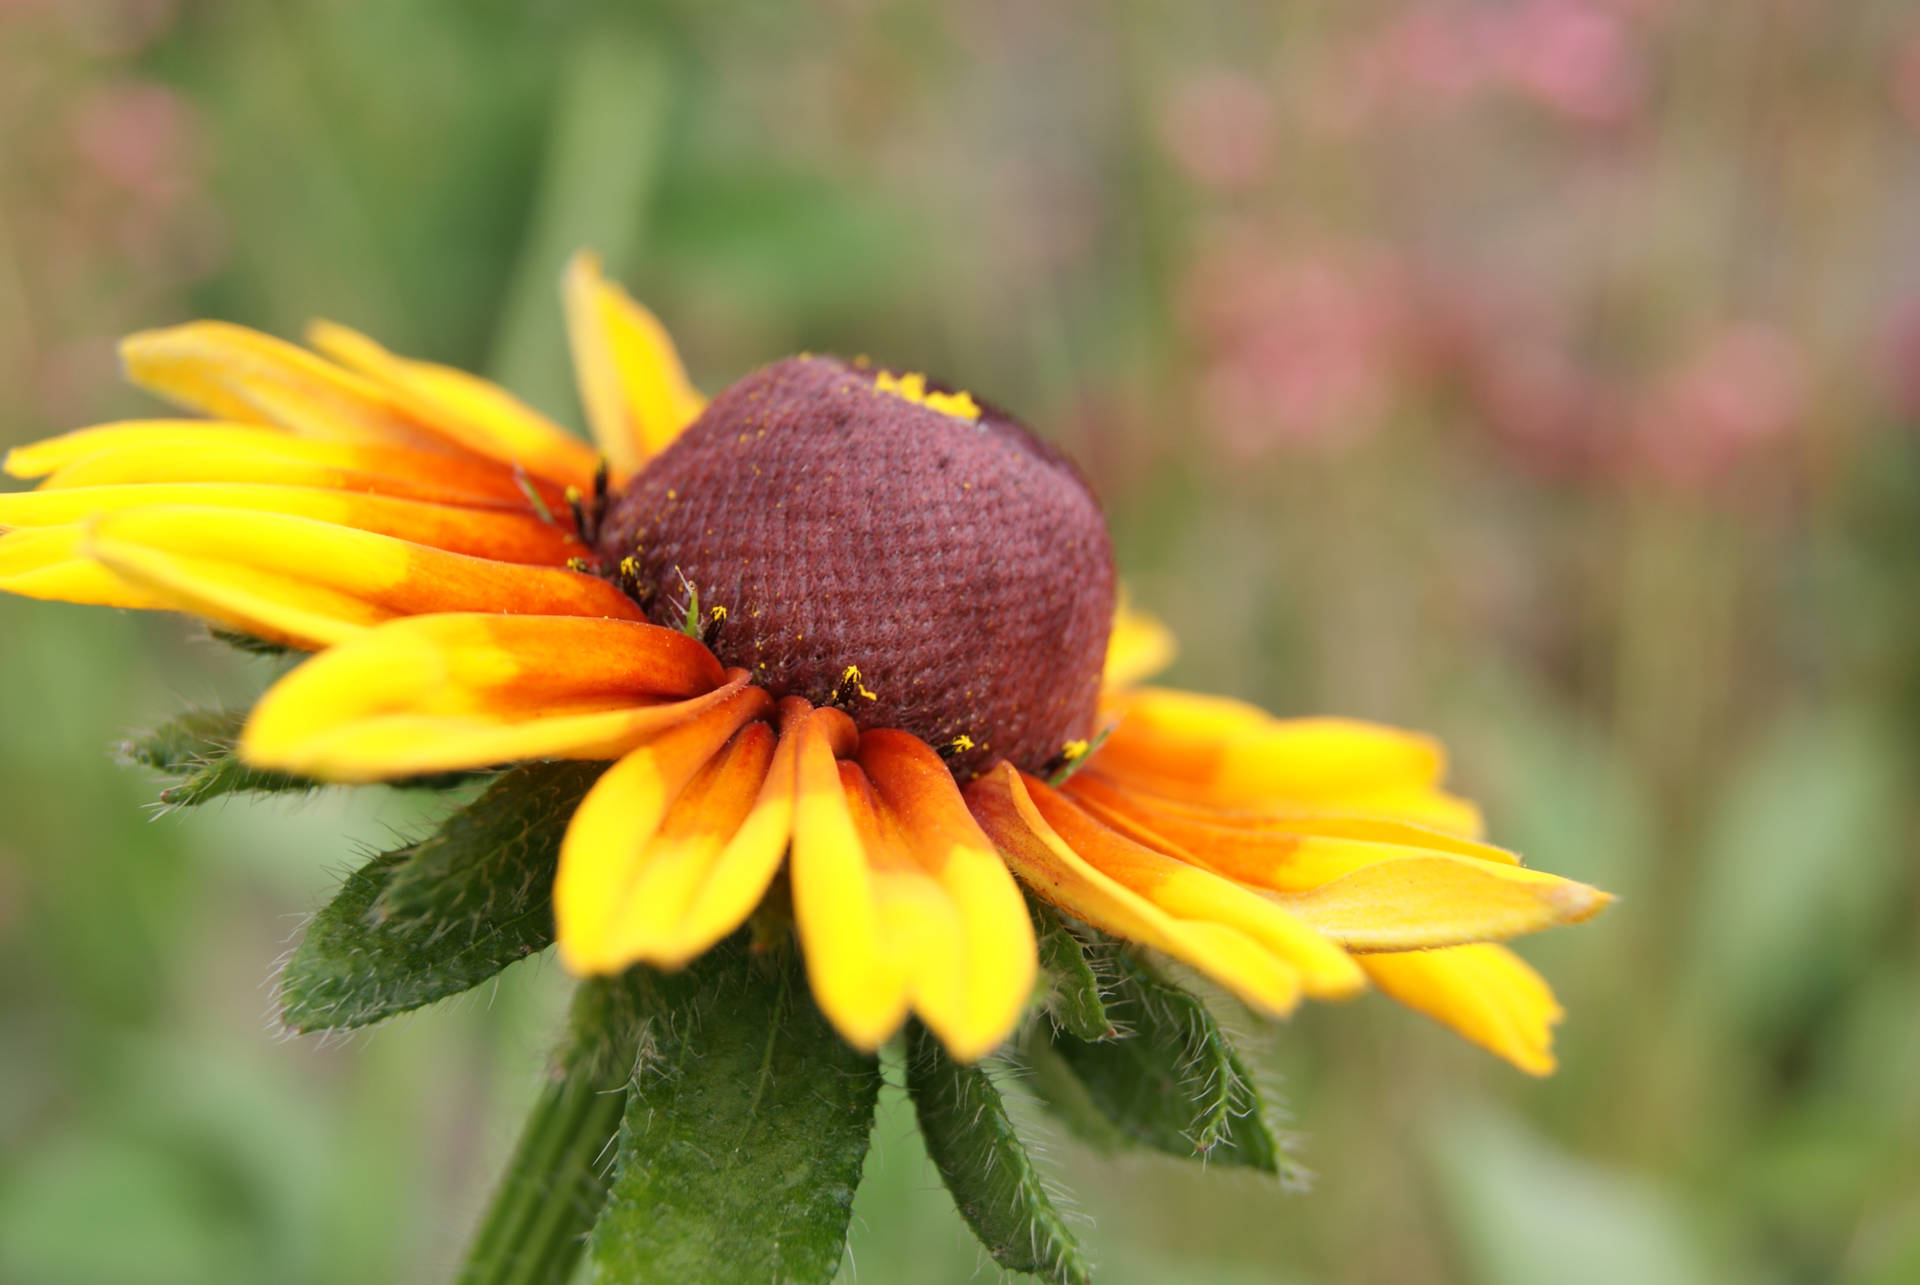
[788,706,910,1050]
[562,250,705,483]
[555,685,775,973]
[1062,772,1518,893]
[307,320,600,488]
[85,506,642,649]
[15,421,557,509]
[859,729,1037,1060]
[1018,774,1362,998]
[613,698,812,968]
[966,764,1308,1016]
[0,483,581,565]
[1359,945,1564,1075]
[240,613,729,779]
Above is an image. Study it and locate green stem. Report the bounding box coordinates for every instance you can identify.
[457,982,635,1285]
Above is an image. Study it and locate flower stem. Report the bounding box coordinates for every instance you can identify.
[456,981,635,1285]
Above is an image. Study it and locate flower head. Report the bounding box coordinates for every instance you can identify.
[0,250,1608,1072]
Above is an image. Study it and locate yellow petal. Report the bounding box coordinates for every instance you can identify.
[1020,774,1362,998]
[0,483,582,565]
[861,729,1037,1061]
[562,250,705,483]
[1280,857,1610,952]
[0,525,171,609]
[121,322,456,454]
[1098,688,1448,805]
[1359,944,1564,1075]
[84,506,642,649]
[788,707,909,1051]
[555,686,773,974]
[307,320,599,488]
[240,613,731,780]
[1103,596,1177,688]
[16,421,555,508]
[966,764,1307,1016]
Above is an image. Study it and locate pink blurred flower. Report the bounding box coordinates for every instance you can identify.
[1893,28,1920,133]
[1160,71,1275,192]
[1883,299,1920,421]
[1184,240,1412,455]
[1630,324,1807,485]
[1484,0,1643,127]
[68,80,203,206]
[1312,0,1645,133]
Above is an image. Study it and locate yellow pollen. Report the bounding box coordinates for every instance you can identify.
[618,555,640,577]
[949,734,976,753]
[710,604,727,622]
[873,369,981,422]
[1061,738,1090,761]
[839,664,878,702]
[565,556,591,573]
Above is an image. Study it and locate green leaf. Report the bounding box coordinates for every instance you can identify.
[117,709,309,809]
[1030,899,1113,1041]
[905,1023,1091,1285]
[591,939,883,1285]
[279,761,602,1032]
[458,980,636,1285]
[1036,950,1292,1178]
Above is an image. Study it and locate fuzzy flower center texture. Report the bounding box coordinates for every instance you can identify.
[593,355,1117,780]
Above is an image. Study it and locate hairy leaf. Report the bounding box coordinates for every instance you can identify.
[1036,950,1292,1177]
[117,708,308,808]
[279,761,602,1032]
[906,1023,1090,1285]
[592,939,882,1285]
[1030,899,1113,1041]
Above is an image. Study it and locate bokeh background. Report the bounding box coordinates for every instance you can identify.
[3,1,1919,1282]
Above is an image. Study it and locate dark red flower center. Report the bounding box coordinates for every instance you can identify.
[595,355,1115,780]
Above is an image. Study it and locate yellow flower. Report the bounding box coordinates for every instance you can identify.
[0,250,1608,1073]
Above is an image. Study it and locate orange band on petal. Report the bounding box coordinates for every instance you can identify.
[0,483,581,566]
[788,706,909,1051]
[555,685,774,974]
[1018,773,1362,998]
[860,729,1036,1060]
[19,422,565,511]
[85,506,642,649]
[240,614,732,779]
[965,764,1308,1016]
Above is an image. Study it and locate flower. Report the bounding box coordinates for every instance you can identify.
[0,251,1608,1072]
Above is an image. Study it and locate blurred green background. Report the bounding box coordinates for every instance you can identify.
[4,1,1919,1282]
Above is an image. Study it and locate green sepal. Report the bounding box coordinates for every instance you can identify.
[591,937,882,1285]
[116,709,308,809]
[457,979,636,1285]
[208,626,295,657]
[1029,898,1114,1041]
[1029,949,1294,1178]
[279,761,603,1032]
[906,1023,1091,1285]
